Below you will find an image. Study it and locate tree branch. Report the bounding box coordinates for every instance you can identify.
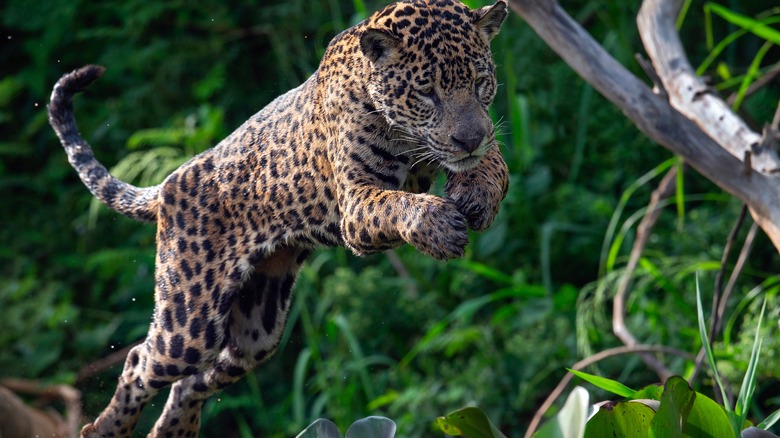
[613,166,678,381]
[507,0,780,252]
[637,0,780,173]
[0,379,80,438]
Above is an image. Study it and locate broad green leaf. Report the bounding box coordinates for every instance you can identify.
[683,391,734,438]
[567,369,636,398]
[296,419,342,438]
[345,416,396,438]
[436,407,507,438]
[436,417,464,436]
[630,383,664,401]
[533,386,589,438]
[585,401,654,438]
[650,376,696,438]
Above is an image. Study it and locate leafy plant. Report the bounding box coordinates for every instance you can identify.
[436,407,507,438]
[296,416,396,438]
[532,277,780,438]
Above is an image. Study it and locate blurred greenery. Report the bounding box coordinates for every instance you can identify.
[1,0,778,437]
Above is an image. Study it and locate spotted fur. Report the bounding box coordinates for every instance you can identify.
[48,1,508,436]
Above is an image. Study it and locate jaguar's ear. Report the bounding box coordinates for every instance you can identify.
[473,0,508,42]
[360,29,401,64]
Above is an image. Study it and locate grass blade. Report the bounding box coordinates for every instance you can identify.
[675,157,685,230]
[599,158,676,276]
[731,41,774,111]
[757,408,780,430]
[707,3,780,44]
[735,297,767,425]
[695,275,739,436]
[567,368,636,398]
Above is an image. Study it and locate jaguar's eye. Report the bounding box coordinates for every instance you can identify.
[475,76,485,86]
[419,85,435,96]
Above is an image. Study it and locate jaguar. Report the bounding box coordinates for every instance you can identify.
[48,1,509,435]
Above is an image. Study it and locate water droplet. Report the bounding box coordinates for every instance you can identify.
[110,345,115,349]
[132,297,136,302]
[34,103,39,107]
[6,36,11,40]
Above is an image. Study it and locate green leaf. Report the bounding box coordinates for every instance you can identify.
[533,386,589,438]
[683,391,734,438]
[600,158,676,275]
[436,407,507,438]
[696,16,780,75]
[630,383,664,401]
[649,376,696,438]
[585,401,654,437]
[454,260,515,284]
[735,297,767,427]
[757,408,780,430]
[436,416,464,436]
[695,277,731,413]
[567,369,636,398]
[706,3,780,44]
[345,417,396,438]
[731,41,774,111]
[296,419,342,438]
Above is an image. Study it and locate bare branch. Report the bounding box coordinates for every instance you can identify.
[75,340,141,384]
[506,0,780,252]
[637,0,780,174]
[613,166,678,380]
[0,379,81,438]
[384,249,419,299]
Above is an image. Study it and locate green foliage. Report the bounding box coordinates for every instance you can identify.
[531,283,778,437]
[567,369,635,398]
[538,372,767,438]
[296,417,396,438]
[2,0,779,436]
[533,387,590,438]
[697,278,768,436]
[436,407,507,438]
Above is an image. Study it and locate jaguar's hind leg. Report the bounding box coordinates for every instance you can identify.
[80,342,160,438]
[149,246,309,437]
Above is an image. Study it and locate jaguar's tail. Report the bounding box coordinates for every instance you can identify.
[48,65,160,222]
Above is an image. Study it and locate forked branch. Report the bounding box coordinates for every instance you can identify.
[507,0,780,252]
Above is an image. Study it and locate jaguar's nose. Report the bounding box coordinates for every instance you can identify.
[451,128,485,153]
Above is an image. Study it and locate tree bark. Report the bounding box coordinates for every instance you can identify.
[507,0,780,252]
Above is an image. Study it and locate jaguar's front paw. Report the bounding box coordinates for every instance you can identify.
[447,182,502,232]
[401,195,469,260]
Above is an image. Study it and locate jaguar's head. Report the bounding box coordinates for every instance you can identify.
[361,0,507,172]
